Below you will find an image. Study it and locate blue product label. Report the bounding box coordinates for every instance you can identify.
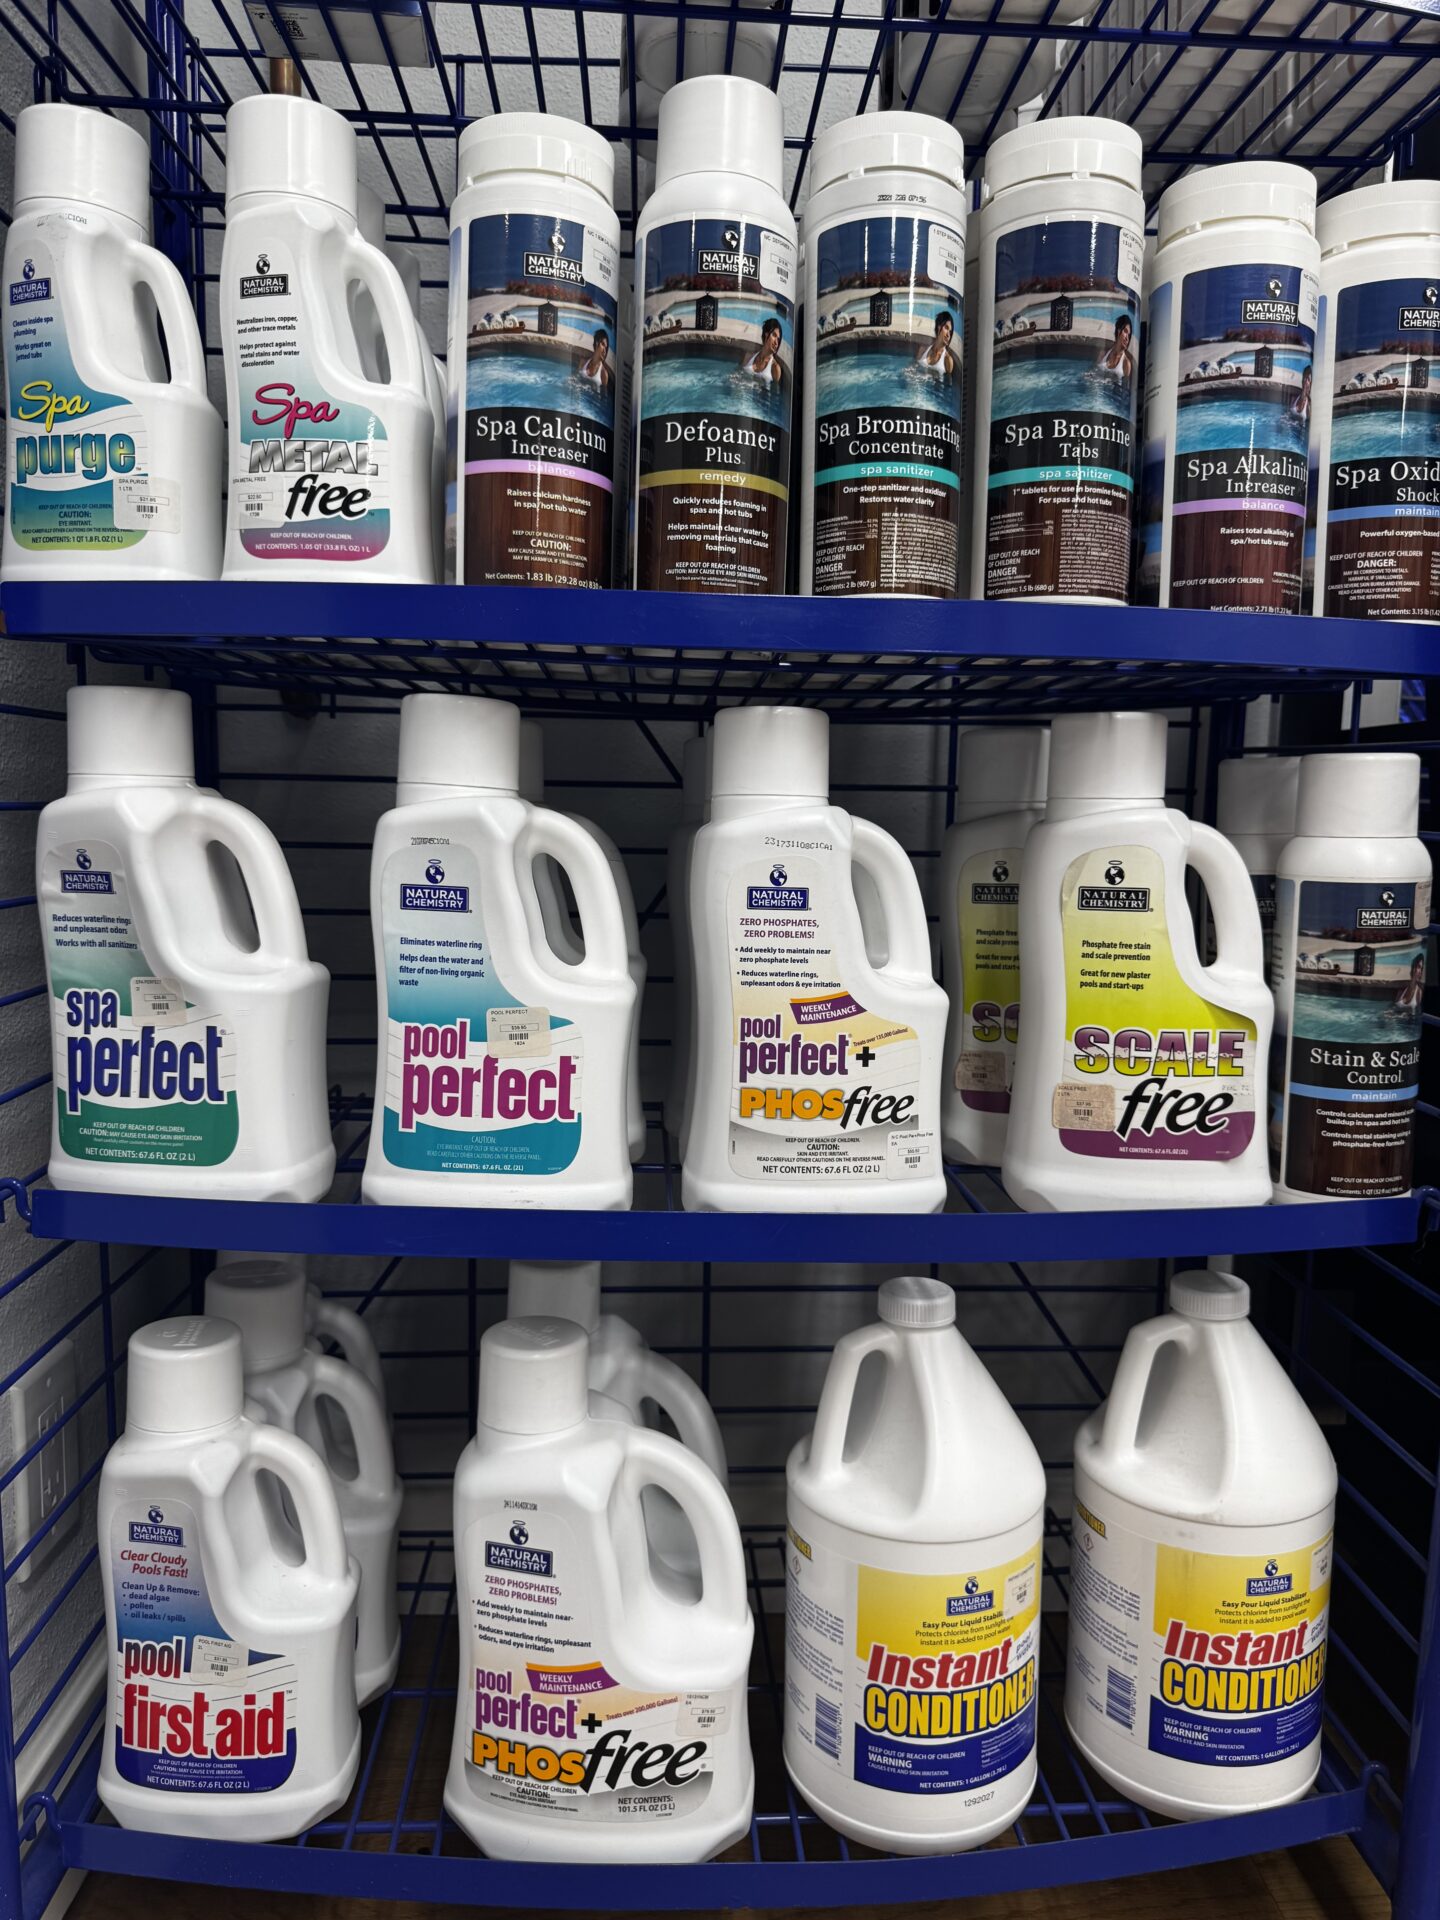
[459,211,618,587]
[984,217,1143,603]
[810,213,964,597]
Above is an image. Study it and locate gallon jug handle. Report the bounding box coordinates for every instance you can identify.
[342,226,427,395]
[618,1427,747,1619]
[1186,819,1266,982]
[518,807,631,983]
[120,234,208,392]
[245,1420,349,1582]
[807,1321,893,1481]
[635,1352,728,1485]
[301,1354,397,1501]
[1099,1315,1195,1459]
[850,818,934,980]
[181,791,309,962]
[311,1297,386,1400]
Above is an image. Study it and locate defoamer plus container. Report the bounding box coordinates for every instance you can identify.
[446,1317,754,1861]
[1141,163,1319,612]
[786,1277,1046,1853]
[684,706,948,1213]
[2,103,222,582]
[37,687,334,1201]
[99,1318,360,1839]
[1067,1271,1337,1819]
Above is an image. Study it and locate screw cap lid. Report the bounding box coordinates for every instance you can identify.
[1169,1270,1250,1321]
[127,1317,244,1435]
[878,1275,956,1328]
[479,1317,590,1434]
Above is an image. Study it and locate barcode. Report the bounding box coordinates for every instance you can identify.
[1105,1666,1135,1730]
[815,1695,841,1759]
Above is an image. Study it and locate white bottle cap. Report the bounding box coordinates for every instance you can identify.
[984,116,1141,198]
[226,93,358,218]
[519,719,545,805]
[655,76,784,193]
[878,1275,956,1329]
[204,1262,309,1372]
[809,112,964,195]
[357,179,384,248]
[711,706,828,800]
[1294,752,1421,840]
[457,112,616,205]
[508,1261,603,1335]
[127,1317,244,1435]
[397,693,520,795]
[1318,181,1440,255]
[1046,711,1167,802]
[1157,162,1317,250]
[1216,755,1301,839]
[14,103,152,231]
[478,1317,590,1434]
[681,731,712,823]
[956,727,1049,815]
[1169,1270,1250,1321]
[67,686,194,782]
[216,1248,307,1281]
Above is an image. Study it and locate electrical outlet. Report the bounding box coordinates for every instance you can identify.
[9,1338,79,1585]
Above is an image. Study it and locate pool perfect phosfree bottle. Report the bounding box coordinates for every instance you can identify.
[448,114,622,588]
[1067,1271,1337,1820]
[785,1277,1046,1853]
[632,76,798,593]
[800,112,968,598]
[2,103,222,582]
[1270,751,1430,1202]
[38,686,335,1201]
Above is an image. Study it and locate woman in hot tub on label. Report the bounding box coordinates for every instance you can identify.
[741,314,785,383]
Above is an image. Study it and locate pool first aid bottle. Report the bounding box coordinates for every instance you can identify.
[99,1317,360,1840]
[37,686,335,1201]
[785,1277,1046,1853]
[1067,1271,1337,1819]
[2,103,222,582]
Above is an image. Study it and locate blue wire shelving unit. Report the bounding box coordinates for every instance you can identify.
[0,4,1437,1918]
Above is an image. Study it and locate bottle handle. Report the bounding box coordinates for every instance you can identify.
[1098,1315,1195,1458]
[341,226,427,395]
[635,1351,728,1484]
[1186,819,1266,983]
[806,1322,894,1480]
[850,817,934,979]
[618,1427,746,1620]
[299,1354,396,1500]
[145,791,309,965]
[120,234,209,392]
[574,818,642,963]
[244,1421,350,1582]
[517,807,631,982]
[311,1296,386,1399]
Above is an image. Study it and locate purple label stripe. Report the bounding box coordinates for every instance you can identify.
[1172,498,1305,518]
[464,459,612,493]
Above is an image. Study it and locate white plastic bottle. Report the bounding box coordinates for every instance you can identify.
[684,706,948,1213]
[362,694,635,1210]
[1208,754,1300,973]
[972,117,1145,604]
[214,1249,387,1402]
[2,102,222,582]
[220,93,435,583]
[1003,711,1274,1212]
[1141,163,1319,612]
[1067,1270,1337,1819]
[1313,181,1440,622]
[99,1317,360,1839]
[957,214,980,597]
[940,727,1050,1166]
[800,112,967,598]
[445,1316,754,1861]
[633,76,798,594]
[666,731,711,1153]
[37,686,334,1201]
[786,1276,1045,1853]
[448,114,621,588]
[1270,751,1430,1202]
[204,1261,403,1705]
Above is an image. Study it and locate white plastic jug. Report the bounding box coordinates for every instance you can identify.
[205,1261,403,1705]
[37,686,334,1201]
[667,731,711,1156]
[214,1249,388,1404]
[2,102,222,582]
[446,1317,754,1862]
[685,706,949,1212]
[786,1277,1046,1853]
[363,694,636,1209]
[1067,1271,1337,1820]
[220,93,435,583]
[99,1317,360,1840]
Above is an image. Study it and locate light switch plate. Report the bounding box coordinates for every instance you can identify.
[9,1338,79,1584]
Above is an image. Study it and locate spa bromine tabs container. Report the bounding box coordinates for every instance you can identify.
[973,117,1145,604]
[1141,163,1319,612]
[449,114,622,588]
[1314,181,1440,622]
[633,76,798,594]
[800,112,967,598]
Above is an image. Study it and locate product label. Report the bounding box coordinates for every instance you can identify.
[984,218,1141,601]
[636,216,795,592]
[41,840,239,1166]
[726,846,938,1182]
[953,845,1023,1111]
[1054,845,1258,1161]
[1324,277,1440,619]
[1169,263,1318,612]
[459,1505,734,1821]
[380,842,582,1176]
[459,212,618,588]
[811,213,964,596]
[1068,1499,1331,1773]
[5,225,169,552]
[1270,875,1428,1196]
[786,1525,1040,1797]
[110,1498,298,1793]
[228,236,391,563]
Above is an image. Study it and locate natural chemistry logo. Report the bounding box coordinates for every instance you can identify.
[1078,861,1151,912]
[1398,287,1440,330]
[9,257,51,304]
[128,1507,184,1546]
[698,227,760,278]
[524,228,585,285]
[948,1577,996,1616]
[1241,279,1299,326]
[1246,1558,1294,1597]
[485,1537,554,1577]
[400,860,470,913]
[240,251,289,298]
[971,857,1018,907]
[61,847,113,894]
[1356,896,1412,929]
[747,865,809,910]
